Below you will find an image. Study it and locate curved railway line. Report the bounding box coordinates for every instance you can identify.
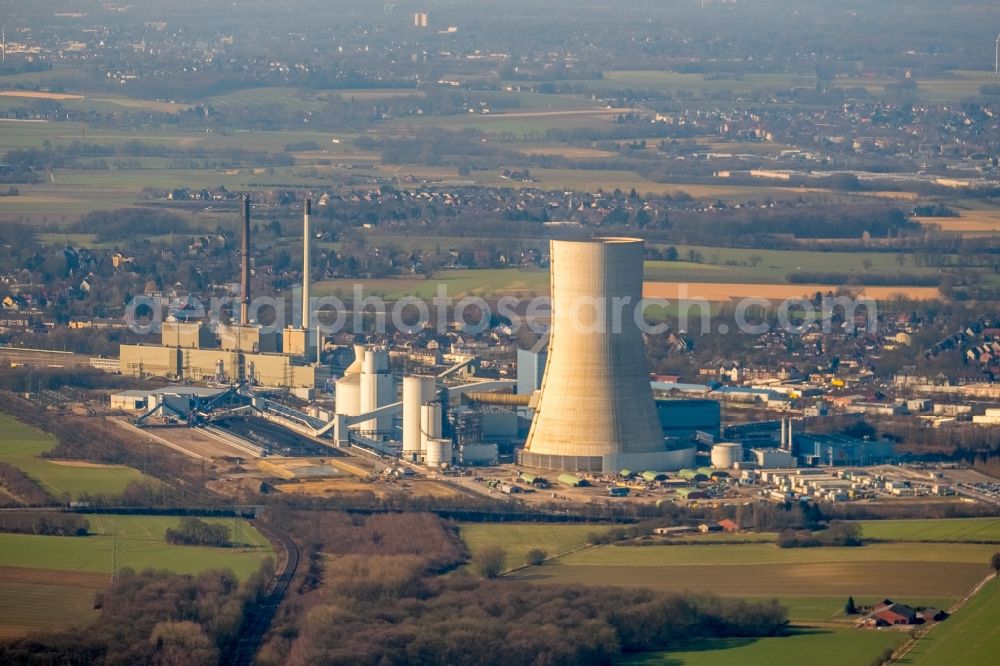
[226,522,300,666]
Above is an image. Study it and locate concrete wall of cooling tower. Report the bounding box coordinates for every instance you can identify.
[524,238,665,465]
[403,375,437,460]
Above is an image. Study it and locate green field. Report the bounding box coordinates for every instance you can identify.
[0,514,272,579]
[900,578,1000,665]
[625,629,907,666]
[856,518,1000,543]
[0,414,151,500]
[312,247,943,302]
[0,581,100,639]
[508,542,994,622]
[314,268,550,300]
[0,513,273,638]
[82,513,271,548]
[458,522,598,569]
[572,70,995,103]
[543,541,998,567]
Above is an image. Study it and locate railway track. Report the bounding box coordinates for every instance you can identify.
[226,522,300,666]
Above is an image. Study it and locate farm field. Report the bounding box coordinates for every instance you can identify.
[542,542,998,568]
[916,210,1000,234]
[0,413,150,500]
[349,235,948,287]
[82,513,271,548]
[856,518,1000,543]
[0,118,349,153]
[458,522,598,569]
[394,107,631,135]
[313,268,550,300]
[0,575,103,639]
[625,629,907,666]
[507,542,994,622]
[312,267,939,303]
[642,281,939,303]
[582,70,994,102]
[0,514,272,639]
[899,578,1000,665]
[0,514,272,579]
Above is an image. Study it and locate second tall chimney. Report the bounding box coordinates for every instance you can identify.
[302,198,312,330]
[240,195,251,326]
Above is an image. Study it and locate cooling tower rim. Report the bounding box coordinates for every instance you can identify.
[555,236,644,245]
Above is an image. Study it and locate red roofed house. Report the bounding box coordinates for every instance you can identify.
[717,519,739,533]
[859,599,917,627]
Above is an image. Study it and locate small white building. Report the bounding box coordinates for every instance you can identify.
[110,390,147,411]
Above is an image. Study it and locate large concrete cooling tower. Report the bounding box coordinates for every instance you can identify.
[521,238,692,473]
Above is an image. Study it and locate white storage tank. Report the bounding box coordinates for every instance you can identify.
[425,438,453,468]
[711,442,743,469]
[334,374,361,416]
[403,375,437,460]
[358,346,394,435]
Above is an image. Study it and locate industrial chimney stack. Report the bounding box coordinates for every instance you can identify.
[240,195,251,326]
[302,198,311,330]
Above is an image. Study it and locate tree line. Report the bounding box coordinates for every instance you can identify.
[0,562,275,665]
[0,512,88,536]
[164,517,231,548]
[257,508,788,666]
[0,463,54,508]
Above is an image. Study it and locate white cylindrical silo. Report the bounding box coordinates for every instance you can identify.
[359,347,394,435]
[711,442,743,469]
[424,438,452,468]
[403,375,436,460]
[420,402,442,453]
[334,374,360,416]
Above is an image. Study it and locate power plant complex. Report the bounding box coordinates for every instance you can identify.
[116,219,699,474]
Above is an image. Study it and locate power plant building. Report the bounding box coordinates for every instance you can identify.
[656,399,721,440]
[519,238,695,473]
[118,197,326,389]
[334,345,396,437]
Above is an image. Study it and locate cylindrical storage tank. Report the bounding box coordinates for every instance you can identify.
[420,402,443,452]
[424,438,452,468]
[403,376,436,459]
[334,375,361,416]
[711,442,743,469]
[362,347,388,375]
[359,347,393,434]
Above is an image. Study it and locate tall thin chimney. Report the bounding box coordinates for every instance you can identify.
[302,198,312,330]
[787,419,793,452]
[240,195,251,326]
